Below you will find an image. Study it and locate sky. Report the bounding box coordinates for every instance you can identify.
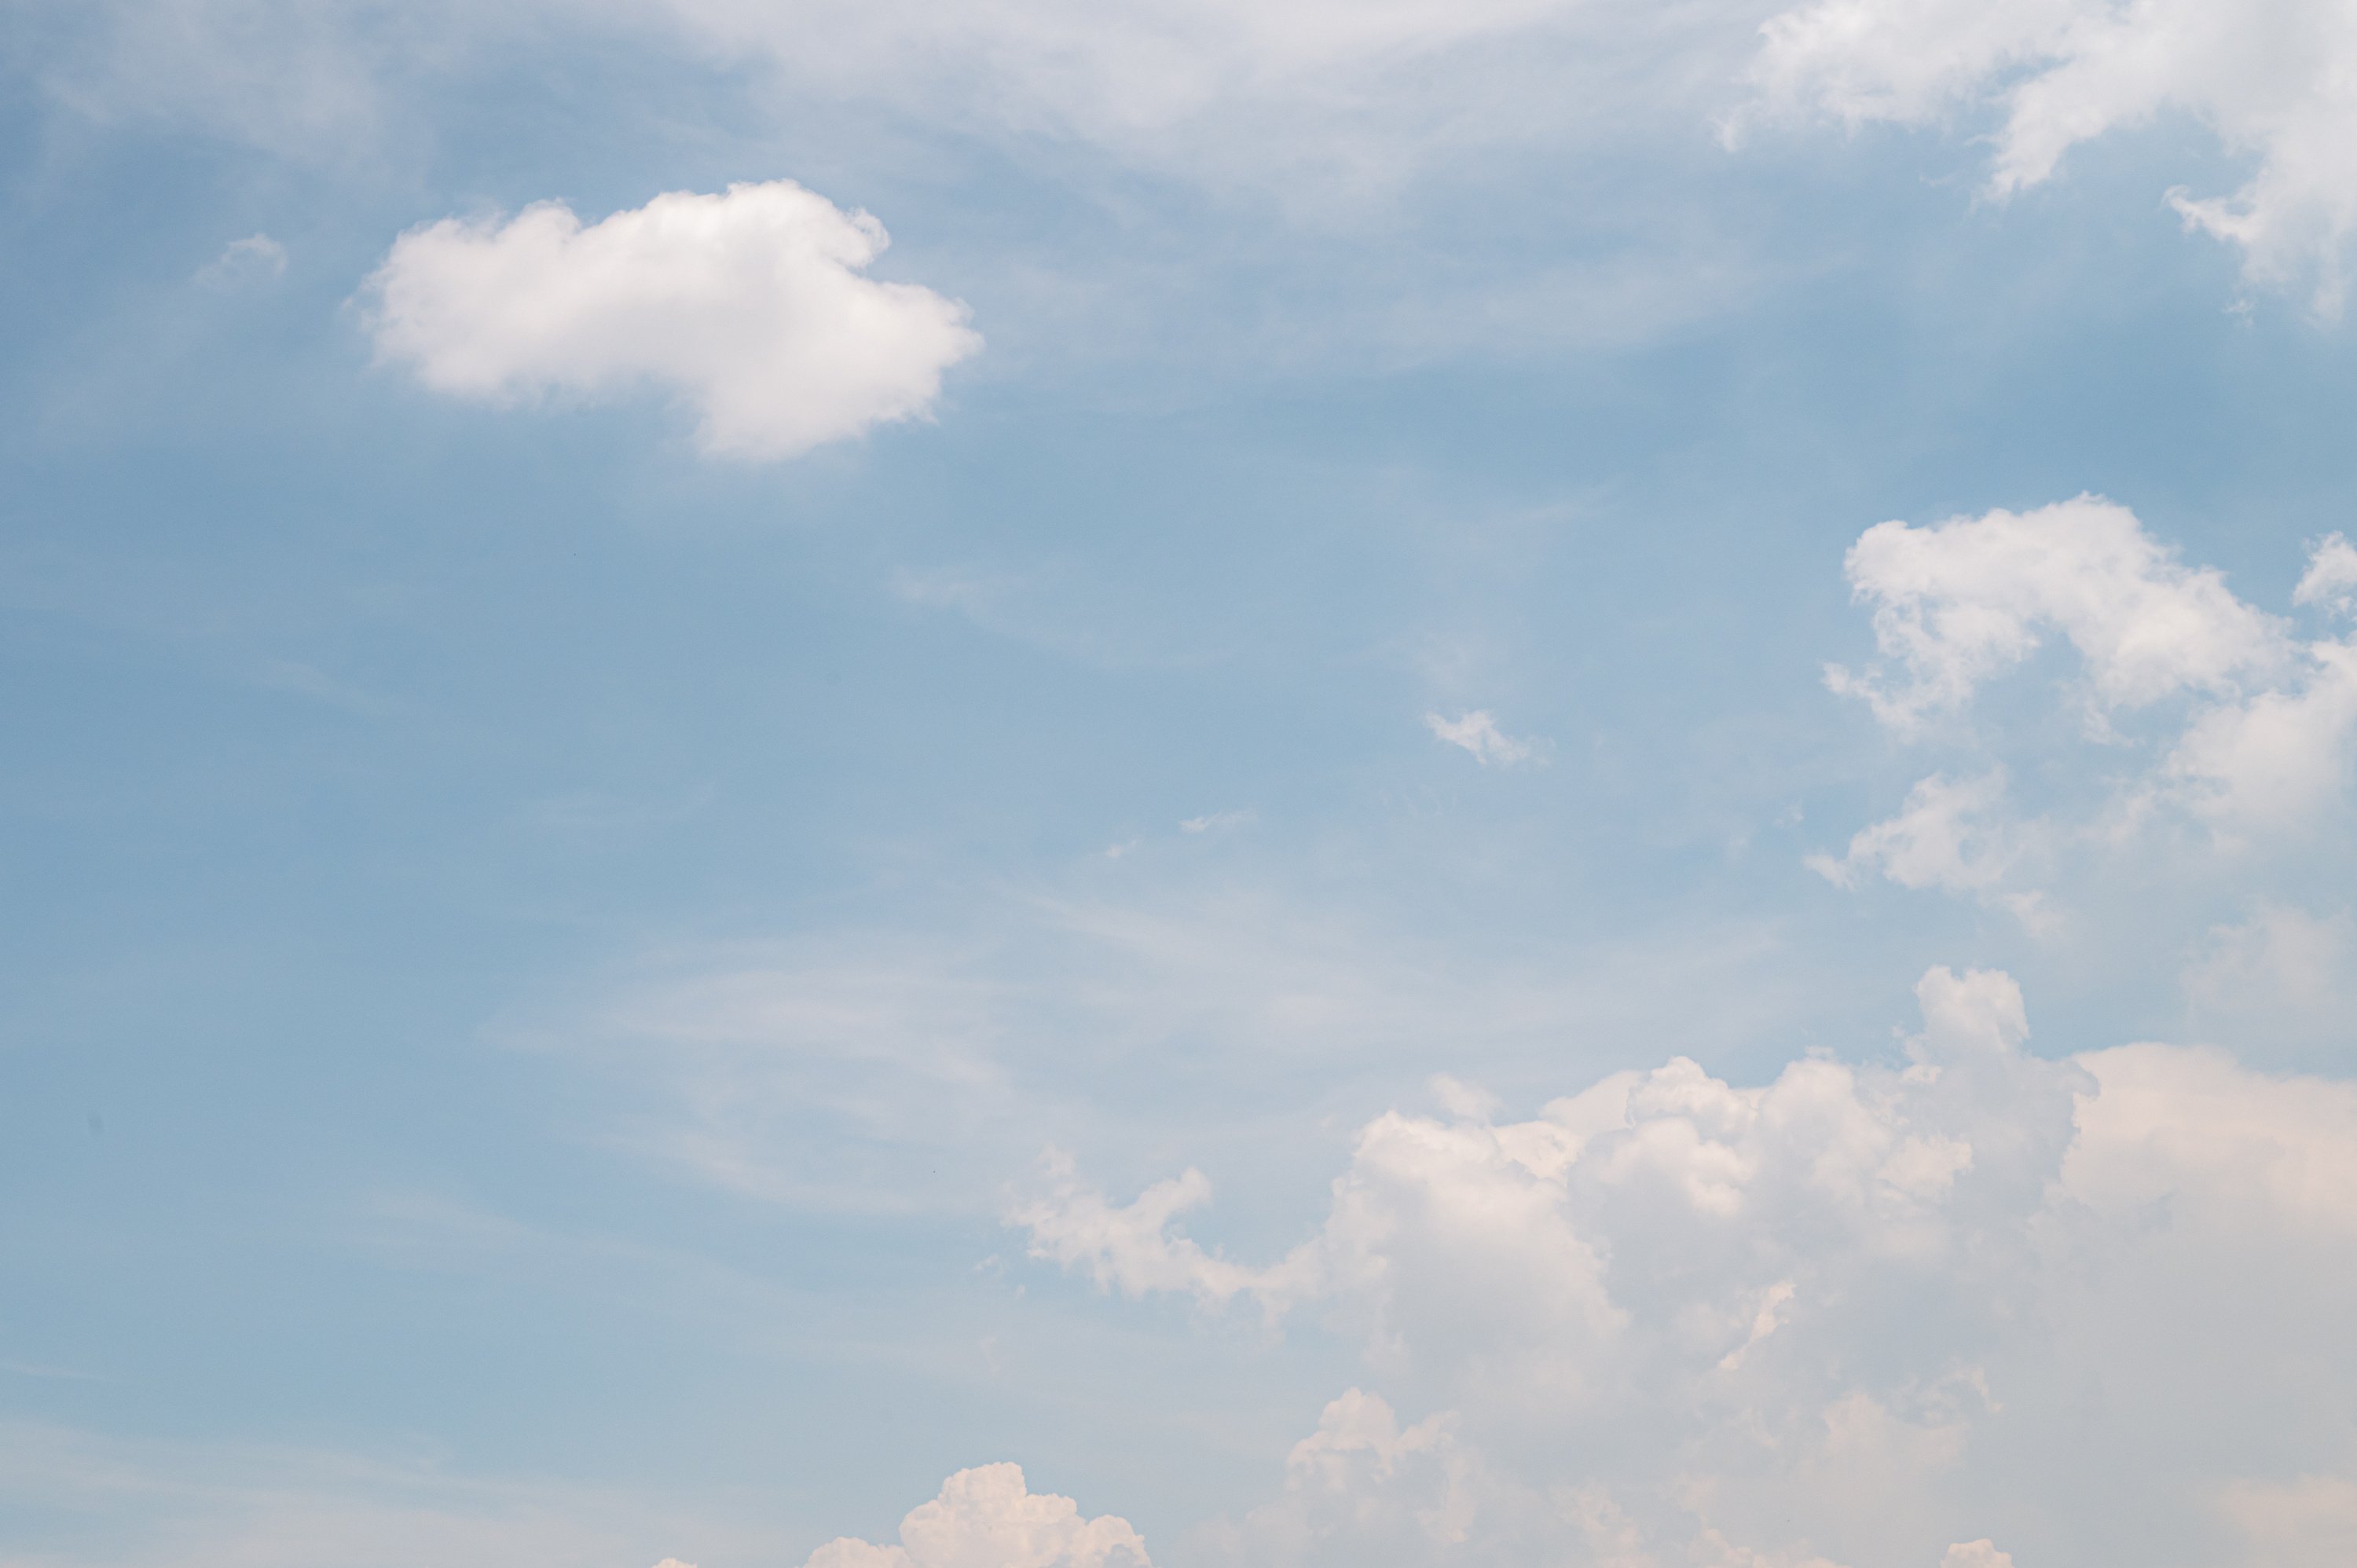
[5,1,2357,1565]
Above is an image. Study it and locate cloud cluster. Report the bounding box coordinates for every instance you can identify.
[797,1464,1149,1568]
[362,180,981,460]
[1019,965,2357,1564]
[1816,496,2357,911]
[1749,0,2357,311]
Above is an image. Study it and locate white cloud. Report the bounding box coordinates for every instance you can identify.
[1180,809,1255,833]
[1208,1386,1977,1567]
[0,1420,750,1568]
[39,2,1778,374]
[2159,638,2357,831]
[1210,1390,1486,1566]
[1424,710,1538,767]
[1010,1151,1270,1306]
[1806,771,2046,920]
[1939,1546,2012,1568]
[2215,1474,2357,1568]
[1021,965,2357,1565]
[529,886,1802,1217]
[799,1464,1149,1568]
[196,232,288,287]
[361,180,981,460]
[1022,965,2066,1376]
[2297,533,2357,618]
[1748,0,2357,312]
[1821,501,2357,903]
[1827,496,2287,735]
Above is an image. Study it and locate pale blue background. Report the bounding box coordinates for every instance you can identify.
[3,9,2354,1561]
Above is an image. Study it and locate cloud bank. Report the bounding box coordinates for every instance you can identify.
[363,180,981,460]
[1017,965,2357,1564]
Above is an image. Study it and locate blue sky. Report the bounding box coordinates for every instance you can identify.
[7,3,2357,1566]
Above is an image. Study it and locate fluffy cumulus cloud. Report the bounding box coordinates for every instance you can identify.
[1817,496,2357,907]
[1747,0,2357,312]
[362,180,981,460]
[1824,496,2289,735]
[1019,965,2357,1566]
[797,1464,1149,1568]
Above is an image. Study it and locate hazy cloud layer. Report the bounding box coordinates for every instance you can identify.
[515,888,1805,1217]
[0,1422,739,1568]
[49,0,1747,191]
[363,181,981,459]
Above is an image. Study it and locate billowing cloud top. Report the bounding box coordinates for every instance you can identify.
[1016,965,2357,1564]
[361,180,981,460]
[798,1464,1150,1568]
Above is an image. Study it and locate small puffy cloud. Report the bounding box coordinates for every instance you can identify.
[1939,1545,2012,1568]
[196,232,288,287]
[1809,772,2052,931]
[1023,965,2357,1565]
[1424,710,1537,767]
[361,180,981,460]
[1180,809,1255,833]
[1827,495,2286,734]
[801,1464,1150,1568]
[1012,1151,1270,1307]
[1747,0,2357,313]
[2297,533,2357,617]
